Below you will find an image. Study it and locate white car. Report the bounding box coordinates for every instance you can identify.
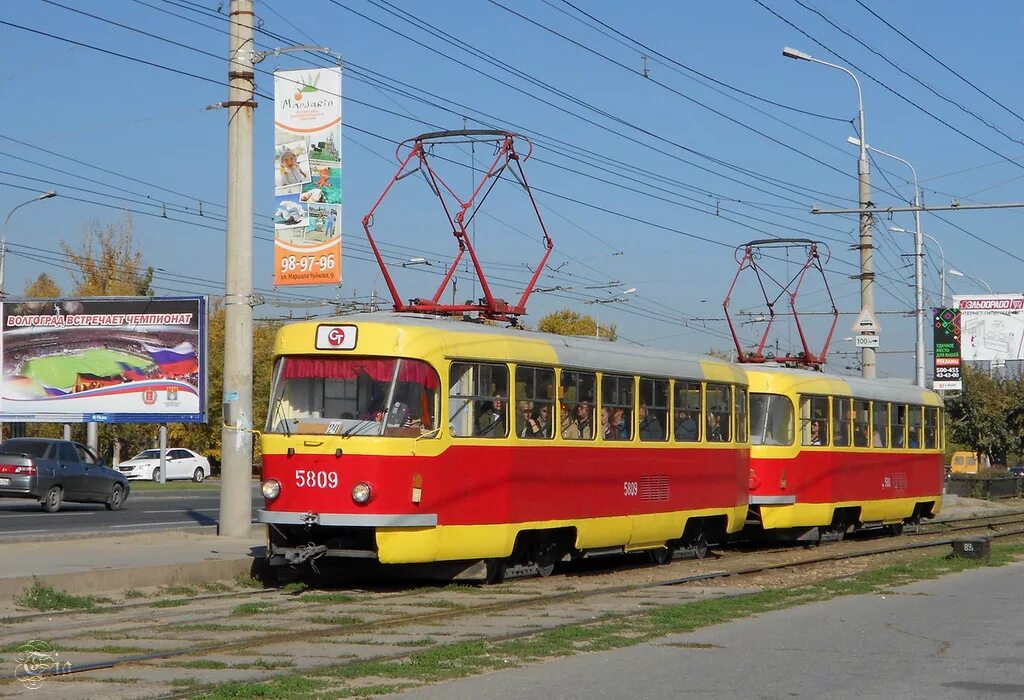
[117,448,211,482]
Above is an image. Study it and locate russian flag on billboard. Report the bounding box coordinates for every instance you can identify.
[141,342,198,375]
[43,385,69,397]
[117,362,149,381]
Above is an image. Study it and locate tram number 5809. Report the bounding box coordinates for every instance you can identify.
[623,481,638,497]
[296,470,339,489]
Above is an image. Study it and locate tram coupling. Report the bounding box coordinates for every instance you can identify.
[285,543,328,566]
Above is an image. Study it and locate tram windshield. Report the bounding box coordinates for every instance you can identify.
[267,356,440,437]
[749,393,794,446]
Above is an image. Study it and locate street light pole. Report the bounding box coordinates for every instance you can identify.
[853,140,923,387]
[1,190,57,299]
[784,47,874,378]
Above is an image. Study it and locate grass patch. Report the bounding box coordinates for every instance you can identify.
[129,480,219,491]
[170,622,262,633]
[84,645,155,655]
[199,581,233,594]
[150,599,190,608]
[236,658,297,670]
[196,543,1024,699]
[414,599,464,610]
[123,589,149,600]
[282,582,308,595]
[160,585,198,597]
[307,615,363,627]
[234,574,264,589]
[298,592,356,604]
[14,579,97,611]
[170,659,230,669]
[232,601,276,616]
[0,641,64,653]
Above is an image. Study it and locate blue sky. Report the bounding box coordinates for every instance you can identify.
[2,1,1023,379]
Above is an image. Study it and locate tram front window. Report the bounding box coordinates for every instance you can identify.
[267,356,439,436]
[749,393,793,446]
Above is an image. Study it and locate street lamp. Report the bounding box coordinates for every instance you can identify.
[1,191,57,299]
[948,268,993,294]
[784,47,875,379]
[889,226,946,307]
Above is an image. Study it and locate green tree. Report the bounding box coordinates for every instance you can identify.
[23,273,62,298]
[944,365,1024,466]
[537,309,616,340]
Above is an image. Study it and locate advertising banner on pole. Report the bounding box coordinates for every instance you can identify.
[933,307,962,391]
[273,67,342,286]
[0,297,208,422]
[954,294,1024,362]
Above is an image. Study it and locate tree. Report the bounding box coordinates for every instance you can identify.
[944,365,1024,466]
[60,213,154,296]
[537,309,616,340]
[23,273,62,298]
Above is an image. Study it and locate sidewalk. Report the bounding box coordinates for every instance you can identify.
[0,527,265,601]
[0,496,1019,603]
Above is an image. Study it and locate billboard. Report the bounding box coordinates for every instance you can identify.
[0,297,207,423]
[274,66,342,286]
[933,307,962,391]
[955,294,1024,362]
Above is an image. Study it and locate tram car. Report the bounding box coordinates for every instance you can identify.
[257,313,751,579]
[745,366,944,541]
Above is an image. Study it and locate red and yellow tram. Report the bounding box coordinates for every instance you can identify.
[257,313,751,577]
[746,366,944,540]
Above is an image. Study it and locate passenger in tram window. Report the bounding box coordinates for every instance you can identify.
[808,420,822,446]
[516,400,536,438]
[706,412,723,441]
[476,399,506,437]
[612,407,628,440]
[601,406,619,440]
[560,402,579,439]
[872,428,885,448]
[908,427,920,449]
[639,404,663,441]
[675,410,698,441]
[535,405,552,438]
[574,402,593,439]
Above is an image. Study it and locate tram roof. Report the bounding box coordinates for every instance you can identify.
[284,312,745,383]
[743,364,943,406]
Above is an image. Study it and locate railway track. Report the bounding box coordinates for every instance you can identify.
[3,510,1023,699]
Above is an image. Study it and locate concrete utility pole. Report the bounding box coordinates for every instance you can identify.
[220,0,256,538]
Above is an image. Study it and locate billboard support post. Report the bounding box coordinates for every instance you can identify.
[63,424,70,440]
[159,424,167,485]
[86,421,98,455]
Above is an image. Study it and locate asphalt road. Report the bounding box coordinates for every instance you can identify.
[0,481,262,538]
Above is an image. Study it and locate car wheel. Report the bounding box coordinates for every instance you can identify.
[41,486,63,513]
[152,467,161,482]
[106,484,125,511]
[192,467,206,483]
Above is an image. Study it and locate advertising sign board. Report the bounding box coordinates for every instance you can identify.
[955,294,1024,362]
[0,296,208,422]
[933,307,962,391]
[273,66,343,287]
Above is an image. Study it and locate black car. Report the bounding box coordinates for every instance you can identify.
[1009,466,1024,479]
[0,438,130,512]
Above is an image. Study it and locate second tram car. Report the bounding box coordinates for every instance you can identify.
[257,313,751,578]
[746,366,944,540]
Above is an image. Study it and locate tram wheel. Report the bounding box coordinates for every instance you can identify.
[691,533,708,560]
[533,540,562,577]
[485,559,506,584]
[647,544,673,565]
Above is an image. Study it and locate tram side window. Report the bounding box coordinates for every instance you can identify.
[832,397,851,447]
[749,393,793,446]
[673,381,701,442]
[908,405,923,448]
[800,395,829,446]
[601,374,634,441]
[638,378,668,442]
[924,407,939,449]
[449,362,509,438]
[735,387,748,443]
[853,399,870,448]
[515,366,555,440]
[872,402,889,448]
[561,370,596,440]
[706,383,732,442]
[891,404,907,448]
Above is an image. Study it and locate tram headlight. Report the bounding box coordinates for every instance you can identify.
[351,482,372,504]
[261,479,281,500]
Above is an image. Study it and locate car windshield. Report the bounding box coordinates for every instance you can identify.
[0,439,51,458]
[133,450,161,460]
[266,355,440,437]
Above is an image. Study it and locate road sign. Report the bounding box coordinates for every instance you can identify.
[851,306,881,334]
[855,334,880,348]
